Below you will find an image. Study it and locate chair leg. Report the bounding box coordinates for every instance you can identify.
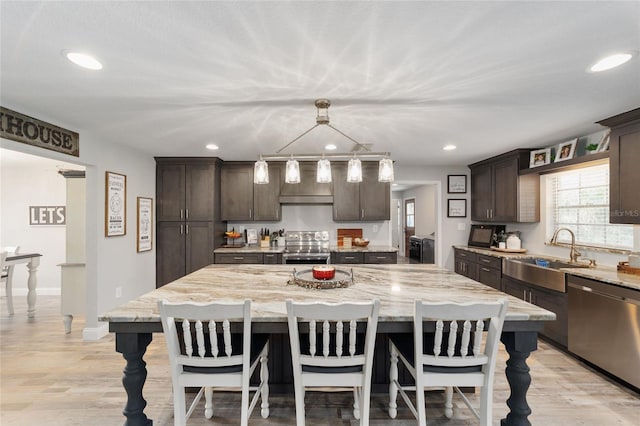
[174,386,187,426]
[361,382,372,426]
[204,386,213,419]
[353,387,361,420]
[294,383,306,426]
[444,386,453,418]
[260,348,270,418]
[388,344,398,419]
[6,277,14,316]
[480,385,492,426]
[415,380,426,426]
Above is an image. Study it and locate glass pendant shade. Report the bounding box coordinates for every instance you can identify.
[316,158,332,183]
[378,158,394,182]
[253,159,269,184]
[285,159,301,184]
[347,158,362,182]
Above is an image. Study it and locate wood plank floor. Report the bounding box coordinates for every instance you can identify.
[1,295,638,425]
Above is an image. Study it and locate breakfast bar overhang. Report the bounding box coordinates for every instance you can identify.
[101,264,555,426]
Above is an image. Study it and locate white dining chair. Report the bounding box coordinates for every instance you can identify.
[157,299,269,426]
[388,299,508,426]
[1,246,19,315]
[286,299,380,426]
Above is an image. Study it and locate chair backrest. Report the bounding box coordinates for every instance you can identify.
[286,299,380,370]
[0,252,7,273]
[414,299,508,372]
[1,246,18,273]
[158,299,252,372]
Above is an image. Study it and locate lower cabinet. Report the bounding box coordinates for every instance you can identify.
[364,252,397,264]
[454,249,478,281]
[156,221,214,287]
[331,252,397,264]
[332,252,363,264]
[453,249,502,290]
[214,252,282,264]
[502,276,568,347]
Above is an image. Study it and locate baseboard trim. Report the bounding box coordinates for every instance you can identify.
[82,322,109,341]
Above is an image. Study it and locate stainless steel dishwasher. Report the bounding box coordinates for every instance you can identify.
[568,275,640,389]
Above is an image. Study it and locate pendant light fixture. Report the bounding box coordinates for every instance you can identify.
[255,99,393,184]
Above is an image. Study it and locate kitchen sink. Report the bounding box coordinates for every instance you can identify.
[503,257,590,293]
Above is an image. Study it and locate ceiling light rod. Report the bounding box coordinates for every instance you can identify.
[260,151,390,161]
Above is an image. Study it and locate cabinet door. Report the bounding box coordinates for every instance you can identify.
[263,253,282,264]
[360,163,390,220]
[492,157,519,222]
[185,222,213,273]
[221,164,254,220]
[477,266,501,290]
[502,277,528,301]
[532,288,568,347]
[332,252,363,264]
[156,222,186,287]
[470,164,493,221]
[364,252,397,264]
[157,163,186,221]
[609,121,640,224]
[332,163,360,221]
[185,164,215,221]
[254,163,282,221]
[214,253,264,264]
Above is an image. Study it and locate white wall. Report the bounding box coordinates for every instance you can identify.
[1,106,156,340]
[402,184,437,236]
[0,154,70,294]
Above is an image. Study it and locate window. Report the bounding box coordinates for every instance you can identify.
[546,164,633,250]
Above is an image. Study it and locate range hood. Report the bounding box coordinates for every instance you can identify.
[278,162,333,204]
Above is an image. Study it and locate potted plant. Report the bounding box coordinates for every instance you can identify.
[586,143,599,154]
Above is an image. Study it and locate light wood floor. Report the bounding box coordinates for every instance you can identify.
[1,295,638,425]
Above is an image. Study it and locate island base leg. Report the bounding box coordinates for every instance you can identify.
[26,257,40,318]
[116,332,153,426]
[500,331,537,426]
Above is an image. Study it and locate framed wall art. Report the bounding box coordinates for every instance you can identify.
[529,148,551,168]
[447,199,467,218]
[597,130,610,152]
[105,171,126,237]
[137,197,153,252]
[447,174,467,194]
[554,138,577,162]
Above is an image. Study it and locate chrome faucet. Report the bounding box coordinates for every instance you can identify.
[550,228,581,263]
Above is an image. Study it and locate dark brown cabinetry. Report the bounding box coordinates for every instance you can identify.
[214,252,282,264]
[502,275,567,347]
[364,252,397,264]
[597,108,640,224]
[469,149,539,223]
[220,162,282,221]
[331,251,397,264]
[332,162,390,221]
[453,249,502,290]
[155,158,224,287]
[453,249,478,281]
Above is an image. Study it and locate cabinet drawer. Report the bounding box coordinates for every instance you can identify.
[214,253,263,264]
[332,252,364,264]
[454,249,477,263]
[263,253,282,264]
[476,254,501,270]
[477,266,501,290]
[364,252,397,264]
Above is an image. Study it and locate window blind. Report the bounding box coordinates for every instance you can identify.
[547,164,633,249]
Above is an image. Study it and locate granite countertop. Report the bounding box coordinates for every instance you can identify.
[454,245,640,291]
[99,264,554,324]
[214,246,285,254]
[330,245,398,253]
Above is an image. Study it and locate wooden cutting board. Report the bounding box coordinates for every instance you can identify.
[337,228,363,247]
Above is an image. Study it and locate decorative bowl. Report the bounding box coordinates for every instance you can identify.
[353,239,370,247]
[312,266,336,280]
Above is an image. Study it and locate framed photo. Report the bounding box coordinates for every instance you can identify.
[529,148,551,168]
[554,139,577,163]
[447,199,467,218]
[597,130,610,152]
[447,175,467,194]
[136,197,153,252]
[105,171,126,237]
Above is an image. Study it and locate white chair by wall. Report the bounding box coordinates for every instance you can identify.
[158,299,269,426]
[388,299,508,426]
[286,299,380,426]
[1,246,20,316]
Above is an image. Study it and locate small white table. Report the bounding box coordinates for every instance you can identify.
[5,253,42,318]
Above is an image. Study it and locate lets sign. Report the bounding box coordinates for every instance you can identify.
[30,206,66,226]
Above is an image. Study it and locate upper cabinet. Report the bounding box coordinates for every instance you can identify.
[597,108,640,224]
[220,162,282,221]
[332,162,390,221]
[469,149,539,223]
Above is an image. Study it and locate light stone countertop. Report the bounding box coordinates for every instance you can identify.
[99,264,554,324]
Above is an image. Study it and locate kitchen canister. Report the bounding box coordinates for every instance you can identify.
[506,234,521,250]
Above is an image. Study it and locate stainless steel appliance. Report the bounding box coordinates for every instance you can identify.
[467,224,505,248]
[409,235,435,264]
[282,230,331,264]
[568,275,640,389]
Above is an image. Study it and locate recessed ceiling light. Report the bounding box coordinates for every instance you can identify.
[324,144,337,150]
[64,51,103,70]
[443,144,457,151]
[206,144,219,150]
[589,53,633,72]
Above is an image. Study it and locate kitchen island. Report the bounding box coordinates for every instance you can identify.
[101,264,555,426]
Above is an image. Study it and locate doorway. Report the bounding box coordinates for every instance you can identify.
[404,198,415,257]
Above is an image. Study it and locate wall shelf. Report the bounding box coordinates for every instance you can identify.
[519,151,609,175]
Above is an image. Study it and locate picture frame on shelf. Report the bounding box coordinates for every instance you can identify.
[529,148,551,168]
[136,197,153,252]
[105,171,126,237]
[554,139,577,162]
[447,174,467,194]
[597,130,611,152]
[447,199,467,218]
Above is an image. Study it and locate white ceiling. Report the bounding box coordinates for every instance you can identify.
[1,1,639,168]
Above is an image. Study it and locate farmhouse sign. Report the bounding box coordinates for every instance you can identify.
[29,206,66,226]
[0,107,79,157]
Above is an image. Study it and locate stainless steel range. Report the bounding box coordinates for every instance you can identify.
[282,231,331,264]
